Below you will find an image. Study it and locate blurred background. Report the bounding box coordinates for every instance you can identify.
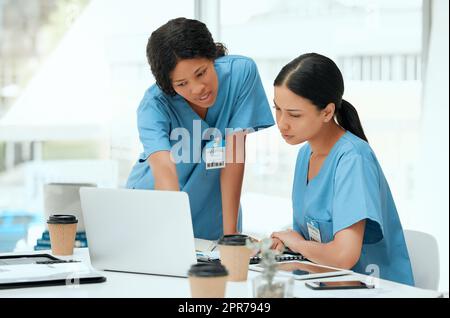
[0,0,448,290]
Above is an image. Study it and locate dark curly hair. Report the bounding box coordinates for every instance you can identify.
[146,17,227,96]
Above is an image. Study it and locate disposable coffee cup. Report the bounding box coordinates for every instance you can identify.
[47,214,78,256]
[218,234,252,282]
[188,263,229,298]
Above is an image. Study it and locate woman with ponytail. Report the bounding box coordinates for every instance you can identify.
[270,53,414,286]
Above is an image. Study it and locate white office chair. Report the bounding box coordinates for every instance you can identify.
[404,229,440,290]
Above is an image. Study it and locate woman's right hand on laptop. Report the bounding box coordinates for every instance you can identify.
[270,237,285,253]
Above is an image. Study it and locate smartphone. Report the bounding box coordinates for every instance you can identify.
[305,280,375,290]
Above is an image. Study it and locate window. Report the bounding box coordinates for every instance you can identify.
[219,0,424,229]
[0,0,196,252]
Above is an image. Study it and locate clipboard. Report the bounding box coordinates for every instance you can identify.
[0,254,106,290]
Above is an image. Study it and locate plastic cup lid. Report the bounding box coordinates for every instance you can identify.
[217,234,249,246]
[47,214,78,224]
[188,263,228,277]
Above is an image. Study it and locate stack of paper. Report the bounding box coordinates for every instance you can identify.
[0,262,101,284]
[194,238,217,252]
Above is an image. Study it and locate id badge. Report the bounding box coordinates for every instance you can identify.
[205,137,226,170]
[307,220,322,243]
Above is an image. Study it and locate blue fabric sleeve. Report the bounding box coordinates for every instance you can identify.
[137,98,172,161]
[332,154,384,244]
[227,58,274,134]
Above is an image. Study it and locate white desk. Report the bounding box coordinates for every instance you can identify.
[0,248,442,298]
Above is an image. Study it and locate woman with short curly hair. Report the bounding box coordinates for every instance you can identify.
[126,18,274,240]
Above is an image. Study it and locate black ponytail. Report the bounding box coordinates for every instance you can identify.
[336,99,368,142]
[274,53,368,143]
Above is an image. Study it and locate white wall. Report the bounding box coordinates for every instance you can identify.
[410,0,449,291]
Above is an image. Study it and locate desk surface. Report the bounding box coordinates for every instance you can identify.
[0,248,442,298]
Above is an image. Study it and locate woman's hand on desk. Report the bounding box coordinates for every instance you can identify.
[271,230,305,252]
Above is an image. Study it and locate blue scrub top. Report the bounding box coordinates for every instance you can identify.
[126,55,275,240]
[292,131,414,286]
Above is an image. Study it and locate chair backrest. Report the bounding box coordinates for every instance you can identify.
[404,229,440,290]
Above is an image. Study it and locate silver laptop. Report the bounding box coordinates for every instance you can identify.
[79,187,197,278]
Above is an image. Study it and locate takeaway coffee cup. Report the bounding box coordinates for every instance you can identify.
[188,263,229,298]
[218,234,252,282]
[47,214,78,256]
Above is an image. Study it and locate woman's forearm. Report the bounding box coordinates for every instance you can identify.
[290,221,365,269]
[291,240,354,269]
[220,162,244,234]
[220,132,246,235]
[148,151,180,191]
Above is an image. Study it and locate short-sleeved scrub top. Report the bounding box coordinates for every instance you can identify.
[292,131,414,286]
[126,55,275,240]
